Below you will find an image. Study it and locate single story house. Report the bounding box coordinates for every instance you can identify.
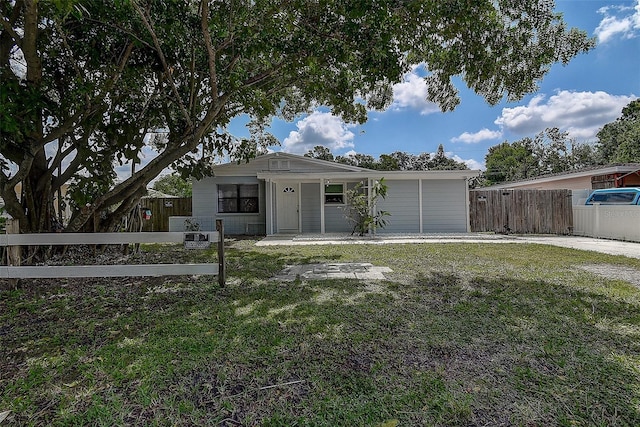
[192,152,480,235]
[487,164,640,205]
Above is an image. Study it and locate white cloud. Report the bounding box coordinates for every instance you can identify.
[282,111,355,154]
[595,1,640,43]
[440,148,485,171]
[451,155,484,171]
[390,72,440,115]
[494,91,637,140]
[451,128,503,144]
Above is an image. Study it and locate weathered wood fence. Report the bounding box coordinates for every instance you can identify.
[1,219,225,286]
[141,197,192,232]
[470,189,573,235]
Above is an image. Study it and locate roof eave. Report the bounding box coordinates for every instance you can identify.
[487,164,640,188]
[256,170,480,180]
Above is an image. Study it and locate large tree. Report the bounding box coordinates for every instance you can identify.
[1,0,594,235]
[428,144,468,170]
[484,140,535,185]
[304,146,335,162]
[306,146,468,171]
[483,127,600,185]
[596,99,640,164]
[152,174,192,198]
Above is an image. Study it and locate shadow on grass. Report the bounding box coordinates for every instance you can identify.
[1,248,639,426]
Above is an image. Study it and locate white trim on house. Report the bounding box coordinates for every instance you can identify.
[256,170,476,181]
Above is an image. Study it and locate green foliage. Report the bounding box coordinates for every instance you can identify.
[428,144,469,170]
[336,153,380,170]
[304,146,334,162]
[596,99,640,163]
[483,100,640,186]
[0,0,594,233]
[152,174,192,197]
[484,140,535,185]
[309,146,468,171]
[343,178,390,236]
[483,127,601,185]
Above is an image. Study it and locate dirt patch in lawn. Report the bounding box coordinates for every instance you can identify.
[576,264,640,289]
[272,263,392,281]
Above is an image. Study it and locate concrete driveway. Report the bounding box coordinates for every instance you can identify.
[512,236,640,259]
[256,233,640,259]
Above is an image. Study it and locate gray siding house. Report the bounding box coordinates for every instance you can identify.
[192,152,479,235]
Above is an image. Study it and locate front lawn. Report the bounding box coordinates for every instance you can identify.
[1,241,639,426]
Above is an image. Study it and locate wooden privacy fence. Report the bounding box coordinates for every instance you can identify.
[470,189,573,235]
[141,197,192,232]
[1,219,225,286]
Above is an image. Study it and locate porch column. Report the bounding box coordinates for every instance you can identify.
[368,178,373,234]
[297,182,302,233]
[419,179,424,233]
[320,178,325,234]
[464,177,471,232]
[266,179,274,235]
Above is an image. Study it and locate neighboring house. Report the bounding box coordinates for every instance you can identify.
[487,164,640,205]
[0,182,72,223]
[192,152,480,235]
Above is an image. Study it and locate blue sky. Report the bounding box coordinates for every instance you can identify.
[130,0,640,182]
[232,0,640,171]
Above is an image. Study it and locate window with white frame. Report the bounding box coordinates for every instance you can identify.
[217,184,259,213]
[324,183,344,204]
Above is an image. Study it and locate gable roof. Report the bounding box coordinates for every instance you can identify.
[211,152,480,180]
[211,152,377,176]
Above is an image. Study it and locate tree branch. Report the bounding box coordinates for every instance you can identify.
[41,41,134,146]
[22,0,41,84]
[200,0,218,103]
[0,12,22,50]
[54,20,90,104]
[131,0,193,130]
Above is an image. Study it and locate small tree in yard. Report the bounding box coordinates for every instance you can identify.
[344,179,390,236]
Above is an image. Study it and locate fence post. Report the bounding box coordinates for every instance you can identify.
[6,219,20,287]
[216,219,225,287]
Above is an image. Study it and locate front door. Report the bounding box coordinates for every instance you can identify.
[276,183,299,233]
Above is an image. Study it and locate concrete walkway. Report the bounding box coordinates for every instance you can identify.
[273,263,393,281]
[256,233,640,259]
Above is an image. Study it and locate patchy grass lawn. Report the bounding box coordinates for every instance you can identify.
[1,240,640,426]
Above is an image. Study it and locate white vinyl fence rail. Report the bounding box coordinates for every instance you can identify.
[573,205,640,243]
[1,219,225,286]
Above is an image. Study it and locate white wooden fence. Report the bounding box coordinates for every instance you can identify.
[573,205,640,243]
[1,219,225,286]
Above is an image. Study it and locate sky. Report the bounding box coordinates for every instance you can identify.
[126,0,640,182]
[224,0,640,171]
